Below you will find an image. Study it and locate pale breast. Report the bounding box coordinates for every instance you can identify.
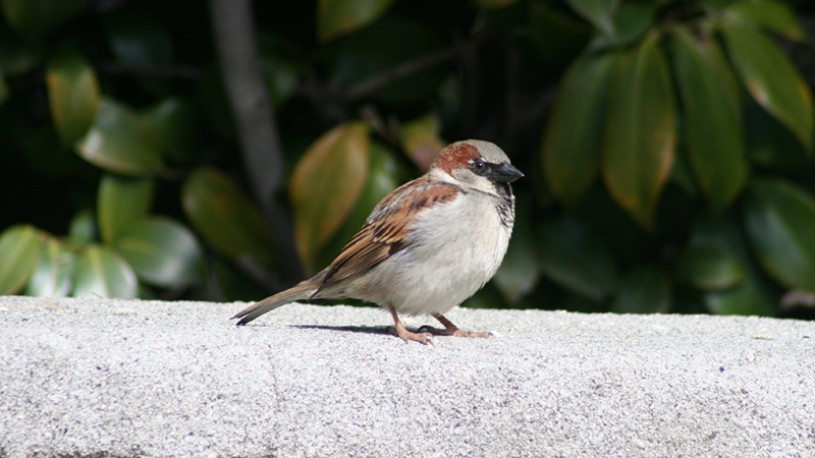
[361,190,514,315]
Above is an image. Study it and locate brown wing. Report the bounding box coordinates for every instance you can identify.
[316,176,460,290]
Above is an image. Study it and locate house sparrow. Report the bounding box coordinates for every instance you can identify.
[232,139,523,344]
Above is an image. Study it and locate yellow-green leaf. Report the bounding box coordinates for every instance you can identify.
[318,0,394,42]
[76,97,163,176]
[725,0,805,42]
[315,141,402,269]
[182,167,276,267]
[68,209,96,244]
[290,122,370,268]
[603,33,676,229]
[722,20,813,151]
[543,52,614,205]
[398,114,445,171]
[46,51,100,145]
[0,225,43,294]
[671,27,746,210]
[98,174,154,244]
[744,178,815,292]
[25,237,75,297]
[72,245,138,298]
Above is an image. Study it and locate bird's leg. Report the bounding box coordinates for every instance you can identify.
[388,305,433,345]
[419,313,492,338]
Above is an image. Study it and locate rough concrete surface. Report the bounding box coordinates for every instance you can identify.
[0,295,813,457]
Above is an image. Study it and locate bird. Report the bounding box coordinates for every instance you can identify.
[232,139,523,344]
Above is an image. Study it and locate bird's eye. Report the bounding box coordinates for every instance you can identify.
[473,159,486,169]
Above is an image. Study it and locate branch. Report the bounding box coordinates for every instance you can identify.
[209,0,302,284]
[344,30,491,102]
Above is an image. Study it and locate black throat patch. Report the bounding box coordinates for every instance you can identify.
[495,182,515,228]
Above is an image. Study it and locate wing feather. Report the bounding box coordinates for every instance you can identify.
[316,177,459,290]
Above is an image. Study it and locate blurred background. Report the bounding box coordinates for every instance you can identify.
[1,0,814,319]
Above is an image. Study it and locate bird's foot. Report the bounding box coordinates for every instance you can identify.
[418,313,493,338]
[388,304,434,345]
[389,326,434,345]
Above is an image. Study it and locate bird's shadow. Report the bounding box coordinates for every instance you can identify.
[292,324,395,337]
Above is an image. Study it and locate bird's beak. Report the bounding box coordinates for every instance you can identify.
[490,163,524,183]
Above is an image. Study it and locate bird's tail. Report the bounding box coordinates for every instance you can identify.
[232,283,316,326]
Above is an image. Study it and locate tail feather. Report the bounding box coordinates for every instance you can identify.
[232,284,315,326]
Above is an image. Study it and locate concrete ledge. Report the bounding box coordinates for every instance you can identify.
[0,296,813,457]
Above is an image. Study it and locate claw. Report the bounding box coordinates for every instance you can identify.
[389,326,434,345]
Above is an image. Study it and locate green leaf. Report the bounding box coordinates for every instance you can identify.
[743,178,815,292]
[0,225,43,294]
[72,245,138,298]
[68,209,97,244]
[543,52,614,205]
[114,217,204,288]
[538,216,618,300]
[25,237,75,297]
[611,266,670,314]
[674,245,745,290]
[1,0,90,38]
[76,97,164,175]
[98,174,154,244]
[603,33,677,229]
[589,2,655,49]
[45,51,100,145]
[290,122,370,268]
[722,20,813,151]
[493,204,538,305]
[140,97,203,165]
[725,0,805,42]
[566,0,619,36]
[318,0,394,41]
[182,167,276,268]
[688,213,776,316]
[671,27,746,210]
